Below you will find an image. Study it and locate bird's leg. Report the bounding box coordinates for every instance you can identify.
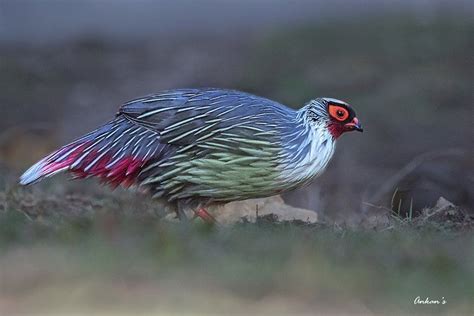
[175,201,191,222]
[193,208,218,225]
[176,208,189,221]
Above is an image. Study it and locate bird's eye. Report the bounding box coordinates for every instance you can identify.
[329,105,349,122]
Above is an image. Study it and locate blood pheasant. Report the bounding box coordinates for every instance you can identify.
[20,88,362,221]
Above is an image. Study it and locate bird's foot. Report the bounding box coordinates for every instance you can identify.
[193,208,219,225]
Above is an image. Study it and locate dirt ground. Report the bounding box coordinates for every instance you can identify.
[1,173,473,315]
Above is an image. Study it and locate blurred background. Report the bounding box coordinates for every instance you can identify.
[0,0,473,315]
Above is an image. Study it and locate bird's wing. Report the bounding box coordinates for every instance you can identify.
[118,88,294,147]
[19,88,300,201]
[118,88,298,201]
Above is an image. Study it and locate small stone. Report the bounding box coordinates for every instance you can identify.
[210,195,318,225]
[434,197,455,209]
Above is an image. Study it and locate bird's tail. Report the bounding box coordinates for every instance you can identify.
[20,117,163,188]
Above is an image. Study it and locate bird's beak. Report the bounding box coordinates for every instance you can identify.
[344,117,363,132]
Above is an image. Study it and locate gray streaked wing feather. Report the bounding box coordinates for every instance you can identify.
[118,88,299,202]
[119,88,295,147]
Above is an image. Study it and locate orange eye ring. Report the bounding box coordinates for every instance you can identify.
[329,105,349,121]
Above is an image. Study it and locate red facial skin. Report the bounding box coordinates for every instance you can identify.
[328,117,363,139]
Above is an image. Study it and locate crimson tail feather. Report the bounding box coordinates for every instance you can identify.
[20,117,164,188]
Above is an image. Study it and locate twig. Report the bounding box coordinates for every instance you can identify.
[366,148,467,207]
[422,204,451,221]
[379,225,394,232]
[18,209,33,221]
[362,202,393,213]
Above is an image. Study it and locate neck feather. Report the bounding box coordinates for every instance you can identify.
[276,112,336,186]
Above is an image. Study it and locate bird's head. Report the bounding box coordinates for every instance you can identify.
[303,97,363,139]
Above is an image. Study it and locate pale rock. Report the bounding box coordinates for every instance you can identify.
[162,195,318,224]
[434,197,455,209]
[210,195,318,225]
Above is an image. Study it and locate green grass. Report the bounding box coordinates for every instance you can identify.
[1,184,473,315]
